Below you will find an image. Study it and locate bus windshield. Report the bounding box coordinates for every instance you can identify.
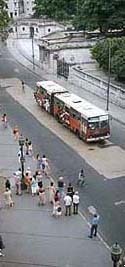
[88,115,109,130]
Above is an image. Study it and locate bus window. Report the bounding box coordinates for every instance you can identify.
[100,120,109,128]
[88,121,99,130]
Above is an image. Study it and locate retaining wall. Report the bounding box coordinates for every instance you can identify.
[69,67,125,108]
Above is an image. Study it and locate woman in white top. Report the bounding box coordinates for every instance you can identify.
[28,141,33,157]
[4,188,14,207]
[31,176,38,196]
[41,154,49,176]
[49,182,56,204]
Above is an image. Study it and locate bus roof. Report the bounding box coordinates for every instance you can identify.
[55,92,108,119]
[55,92,83,107]
[37,81,67,95]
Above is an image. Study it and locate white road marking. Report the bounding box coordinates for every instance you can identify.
[115,200,125,206]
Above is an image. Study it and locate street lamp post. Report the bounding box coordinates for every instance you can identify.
[106,41,111,111]
[19,135,25,186]
[111,242,122,267]
[30,26,35,70]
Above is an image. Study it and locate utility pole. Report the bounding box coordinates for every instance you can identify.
[30,26,35,70]
[106,41,111,111]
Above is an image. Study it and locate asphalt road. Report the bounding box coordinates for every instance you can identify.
[0,43,125,248]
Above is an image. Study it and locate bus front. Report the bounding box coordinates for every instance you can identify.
[86,114,110,142]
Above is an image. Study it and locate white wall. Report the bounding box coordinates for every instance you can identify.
[12,21,64,39]
[23,0,35,16]
[69,67,125,108]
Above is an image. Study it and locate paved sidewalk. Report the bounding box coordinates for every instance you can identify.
[7,37,125,126]
[0,113,112,266]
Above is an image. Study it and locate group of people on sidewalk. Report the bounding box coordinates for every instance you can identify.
[0,115,101,258]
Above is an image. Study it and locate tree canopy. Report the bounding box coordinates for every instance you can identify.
[0,0,9,30]
[91,38,125,81]
[33,0,125,33]
[80,0,125,33]
[34,0,76,20]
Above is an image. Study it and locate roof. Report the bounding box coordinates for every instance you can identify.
[55,92,82,108]
[37,81,67,95]
[55,92,108,119]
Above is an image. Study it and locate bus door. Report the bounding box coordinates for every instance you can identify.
[50,93,55,115]
[69,108,81,135]
[80,117,88,140]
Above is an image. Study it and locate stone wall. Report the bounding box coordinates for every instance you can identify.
[69,67,125,108]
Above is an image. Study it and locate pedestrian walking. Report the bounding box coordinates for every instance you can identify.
[0,235,5,257]
[14,168,22,195]
[58,177,65,197]
[26,167,32,178]
[88,214,100,238]
[41,154,50,177]
[21,80,25,92]
[24,172,31,193]
[1,113,7,128]
[28,141,33,157]
[31,175,38,196]
[25,138,29,155]
[49,182,56,204]
[13,125,20,140]
[77,169,85,186]
[64,193,72,216]
[5,178,11,190]
[54,190,60,203]
[3,188,14,208]
[73,191,80,214]
[52,201,62,217]
[67,182,74,200]
[36,154,42,171]
[35,171,43,188]
[38,186,46,205]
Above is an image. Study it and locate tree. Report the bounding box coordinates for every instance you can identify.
[80,0,125,33]
[111,47,125,81]
[91,37,125,82]
[0,0,9,30]
[34,0,76,20]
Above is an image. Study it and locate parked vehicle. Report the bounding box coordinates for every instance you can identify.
[34,81,110,142]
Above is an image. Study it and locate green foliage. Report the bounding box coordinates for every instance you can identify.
[0,0,9,30]
[34,0,76,20]
[34,0,125,33]
[91,38,125,81]
[80,0,125,33]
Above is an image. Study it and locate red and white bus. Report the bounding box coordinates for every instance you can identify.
[34,81,110,142]
[34,81,67,114]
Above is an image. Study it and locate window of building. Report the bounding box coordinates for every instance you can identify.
[48,28,51,32]
[15,11,17,16]
[36,28,39,33]
[27,8,29,10]
[22,27,25,31]
[27,1,29,3]
[14,2,16,7]
[5,3,8,8]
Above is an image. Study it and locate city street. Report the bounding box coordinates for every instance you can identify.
[0,41,125,250]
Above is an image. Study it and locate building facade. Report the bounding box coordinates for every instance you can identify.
[6,0,35,19]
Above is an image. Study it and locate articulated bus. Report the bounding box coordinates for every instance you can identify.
[34,81,110,142]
